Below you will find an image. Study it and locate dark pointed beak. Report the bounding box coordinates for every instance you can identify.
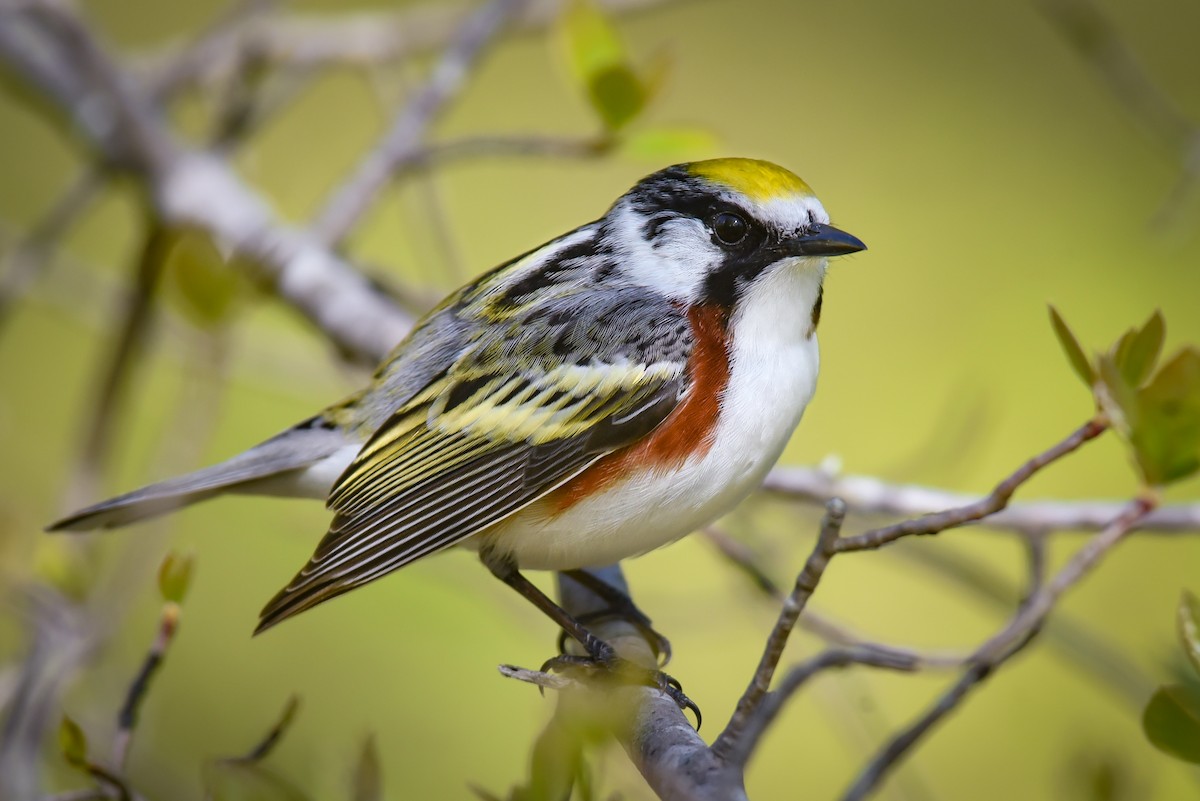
[781,223,867,258]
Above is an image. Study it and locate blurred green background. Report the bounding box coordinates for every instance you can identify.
[2,0,1199,798]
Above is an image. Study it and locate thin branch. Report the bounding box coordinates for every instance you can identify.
[229,695,300,764]
[713,499,846,761]
[701,526,973,670]
[701,526,785,599]
[0,168,103,335]
[313,0,528,246]
[842,496,1156,801]
[497,664,577,692]
[144,0,278,103]
[132,0,681,86]
[834,419,1109,552]
[1040,0,1194,152]
[0,588,98,801]
[111,601,180,770]
[890,530,1154,705]
[63,224,167,511]
[1039,0,1200,224]
[762,464,1200,534]
[405,134,614,167]
[0,1,414,363]
[722,646,923,768]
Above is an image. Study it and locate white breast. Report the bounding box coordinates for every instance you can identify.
[482,260,826,570]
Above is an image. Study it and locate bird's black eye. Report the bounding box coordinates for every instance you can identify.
[712,212,748,246]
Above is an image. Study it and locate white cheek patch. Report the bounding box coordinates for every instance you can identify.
[605,201,716,303]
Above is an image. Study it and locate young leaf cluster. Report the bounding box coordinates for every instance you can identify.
[1050,308,1200,487]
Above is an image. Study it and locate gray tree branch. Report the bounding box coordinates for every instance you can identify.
[2,3,1198,800]
[312,0,528,246]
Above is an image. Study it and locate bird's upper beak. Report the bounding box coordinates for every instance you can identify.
[779,223,867,258]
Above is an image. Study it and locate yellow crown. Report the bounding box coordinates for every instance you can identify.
[687,158,815,202]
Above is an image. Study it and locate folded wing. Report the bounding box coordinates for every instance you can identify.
[257,289,693,631]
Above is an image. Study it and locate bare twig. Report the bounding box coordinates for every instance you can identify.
[497,664,577,692]
[229,695,300,764]
[701,526,785,599]
[1040,0,1200,223]
[0,168,103,335]
[713,499,846,761]
[133,0,680,85]
[0,2,415,363]
[834,419,1109,552]
[63,224,167,512]
[723,646,923,768]
[762,464,1200,534]
[842,496,1156,801]
[111,601,181,770]
[145,0,278,102]
[0,588,98,801]
[313,0,528,246]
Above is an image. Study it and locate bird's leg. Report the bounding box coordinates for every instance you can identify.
[482,550,617,664]
[557,569,672,667]
[480,550,700,727]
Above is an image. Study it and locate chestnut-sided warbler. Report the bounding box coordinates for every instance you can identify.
[51,158,865,686]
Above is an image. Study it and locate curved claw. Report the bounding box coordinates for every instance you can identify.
[659,678,702,731]
[643,669,701,730]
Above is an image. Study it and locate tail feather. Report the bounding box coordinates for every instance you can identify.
[48,419,356,531]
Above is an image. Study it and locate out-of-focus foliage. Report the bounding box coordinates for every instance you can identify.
[57,715,88,769]
[2,0,1200,799]
[558,0,655,132]
[161,229,251,329]
[1142,591,1200,765]
[158,549,196,604]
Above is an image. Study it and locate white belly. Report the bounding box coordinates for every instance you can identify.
[477,261,825,570]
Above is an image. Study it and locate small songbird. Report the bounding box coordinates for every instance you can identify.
[50,158,865,675]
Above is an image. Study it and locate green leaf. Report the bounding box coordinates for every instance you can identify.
[1128,347,1200,486]
[619,127,718,160]
[157,550,195,604]
[1142,684,1200,764]
[589,66,646,131]
[1179,591,1200,677]
[58,715,87,767]
[1048,306,1095,387]
[1096,354,1139,435]
[352,734,382,801]
[559,0,646,131]
[1116,310,1165,387]
[204,760,313,801]
[163,228,245,327]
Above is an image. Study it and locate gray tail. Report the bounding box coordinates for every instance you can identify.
[47,418,354,532]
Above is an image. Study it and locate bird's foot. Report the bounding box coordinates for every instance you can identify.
[539,642,701,729]
[555,609,672,667]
